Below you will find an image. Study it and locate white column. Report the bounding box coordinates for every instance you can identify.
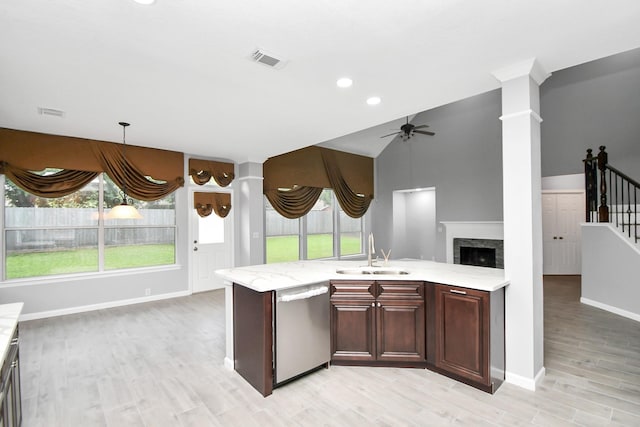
[237,161,265,266]
[224,161,265,369]
[493,59,549,390]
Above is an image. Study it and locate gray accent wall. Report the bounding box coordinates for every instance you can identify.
[541,47,640,180]
[372,90,504,261]
[372,47,640,262]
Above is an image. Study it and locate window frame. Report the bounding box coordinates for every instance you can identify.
[2,173,178,282]
[265,189,365,263]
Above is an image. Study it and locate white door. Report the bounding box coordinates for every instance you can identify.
[191,192,233,292]
[542,192,583,275]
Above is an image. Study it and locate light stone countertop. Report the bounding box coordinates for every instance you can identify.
[216,259,508,293]
[0,302,23,365]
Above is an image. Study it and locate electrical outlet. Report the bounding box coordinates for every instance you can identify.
[145,288,151,296]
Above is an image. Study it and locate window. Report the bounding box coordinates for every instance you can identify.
[265,189,363,263]
[3,173,176,280]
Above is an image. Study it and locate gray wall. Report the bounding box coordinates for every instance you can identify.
[372,47,640,261]
[581,224,640,319]
[541,47,640,180]
[373,90,504,261]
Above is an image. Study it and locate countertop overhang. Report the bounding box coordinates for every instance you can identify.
[1,302,23,364]
[216,260,509,293]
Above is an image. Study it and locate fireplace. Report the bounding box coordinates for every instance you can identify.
[453,238,503,269]
[441,221,504,268]
[460,246,497,268]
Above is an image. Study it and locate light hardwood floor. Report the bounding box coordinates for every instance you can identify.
[19,276,640,426]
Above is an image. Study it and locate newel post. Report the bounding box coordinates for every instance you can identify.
[584,149,596,222]
[597,146,609,222]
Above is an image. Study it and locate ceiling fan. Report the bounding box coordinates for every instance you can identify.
[380,116,435,141]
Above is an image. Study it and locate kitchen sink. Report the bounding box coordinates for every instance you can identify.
[336,267,409,275]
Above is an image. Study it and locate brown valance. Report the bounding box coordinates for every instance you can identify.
[321,149,372,218]
[264,186,323,219]
[189,158,235,187]
[194,192,232,218]
[0,127,185,201]
[263,146,373,218]
[0,162,99,198]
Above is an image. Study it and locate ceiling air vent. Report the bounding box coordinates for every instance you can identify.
[37,107,65,118]
[249,48,286,69]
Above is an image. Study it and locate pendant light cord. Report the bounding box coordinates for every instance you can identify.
[119,121,130,203]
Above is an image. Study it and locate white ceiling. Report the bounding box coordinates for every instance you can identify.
[2,0,640,163]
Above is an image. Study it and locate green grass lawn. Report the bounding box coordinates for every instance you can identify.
[267,234,361,263]
[6,236,359,278]
[6,244,174,279]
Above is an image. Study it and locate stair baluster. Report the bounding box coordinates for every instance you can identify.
[585,146,640,244]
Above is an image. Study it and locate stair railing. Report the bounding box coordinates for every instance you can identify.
[584,146,639,244]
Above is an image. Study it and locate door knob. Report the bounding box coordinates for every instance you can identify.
[193,247,198,251]
[559,236,564,240]
[553,236,557,239]
[194,240,198,244]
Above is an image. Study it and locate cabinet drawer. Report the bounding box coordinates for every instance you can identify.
[378,281,423,299]
[330,280,375,299]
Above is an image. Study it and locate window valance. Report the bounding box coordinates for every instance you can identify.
[189,158,235,187]
[263,146,373,218]
[0,128,184,200]
[194,192,232,218]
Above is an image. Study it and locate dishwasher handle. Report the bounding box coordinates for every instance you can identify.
[277,285,329,302]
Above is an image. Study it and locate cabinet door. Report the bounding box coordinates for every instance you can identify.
[376,299,425,362]
[330,298,376,362]
[435,284,489,386]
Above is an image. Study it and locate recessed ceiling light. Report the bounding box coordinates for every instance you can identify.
[133,0,156,5]
[366,96,381,106]
[336,77,353,88]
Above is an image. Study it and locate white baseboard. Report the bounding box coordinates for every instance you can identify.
[224,357,235,371]
[19,290,192,321]
[580,297,640,322]
[505,366,545,391]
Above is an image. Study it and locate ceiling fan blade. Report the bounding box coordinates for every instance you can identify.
[380,131,401,138]
[413,124,430,129]
[414,130,435,136]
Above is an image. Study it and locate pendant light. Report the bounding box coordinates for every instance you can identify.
[107,122,143,219]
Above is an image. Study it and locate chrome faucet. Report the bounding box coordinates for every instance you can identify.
[367,232,375,267]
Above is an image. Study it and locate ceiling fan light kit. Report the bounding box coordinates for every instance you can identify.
[380,116,435,141]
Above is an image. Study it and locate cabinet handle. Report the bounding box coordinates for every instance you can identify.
[559,236,564,240]
[553,236,557,239]
[371,302,375,307]
[11,361,17,368]
[11,338,18,346]
[377,302,381,307]
[450,289,467,295]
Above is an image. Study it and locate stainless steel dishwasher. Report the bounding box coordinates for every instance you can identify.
[274,283,330,385]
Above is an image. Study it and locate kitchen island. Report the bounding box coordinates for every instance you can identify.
[216,260,508,396]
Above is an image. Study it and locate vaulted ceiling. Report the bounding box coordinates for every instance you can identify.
[2,0,640,162]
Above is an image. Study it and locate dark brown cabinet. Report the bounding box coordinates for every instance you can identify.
[1,326,21,427]
[433,283,504,393]
[330,280,425,366]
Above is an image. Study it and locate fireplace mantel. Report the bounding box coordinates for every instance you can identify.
[441,221,504,264]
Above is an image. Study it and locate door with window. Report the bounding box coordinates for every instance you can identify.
[191,191,233,292]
